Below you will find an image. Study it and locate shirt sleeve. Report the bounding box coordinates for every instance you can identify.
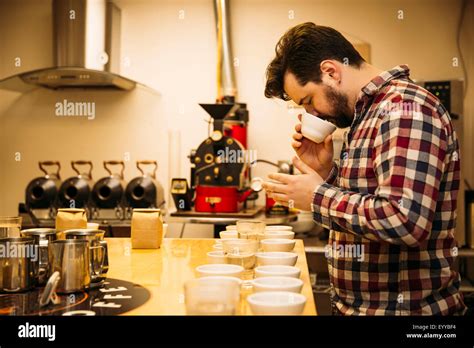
[325,162,339,184]
[311,102,449,247]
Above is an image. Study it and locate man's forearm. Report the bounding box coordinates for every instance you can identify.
[311,183,436,247]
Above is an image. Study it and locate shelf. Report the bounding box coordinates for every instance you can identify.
[167,209,298,225]
[460,279,474,293]
[459,248,474,258]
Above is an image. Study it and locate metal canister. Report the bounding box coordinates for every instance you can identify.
[20,228,58,285]
[64,229,108,282]
[49,239,91,293]
[0,237,38,292]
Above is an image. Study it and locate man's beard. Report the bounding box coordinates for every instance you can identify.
[318,86,353,129]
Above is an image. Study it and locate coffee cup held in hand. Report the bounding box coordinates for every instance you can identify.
[300,112,337,143]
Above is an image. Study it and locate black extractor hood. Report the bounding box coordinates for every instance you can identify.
[0,0,137,92]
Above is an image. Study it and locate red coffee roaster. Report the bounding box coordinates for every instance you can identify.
[171,101,294,215]
[171,101,255,213]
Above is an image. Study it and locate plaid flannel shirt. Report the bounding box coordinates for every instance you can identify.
[312,65,466,315]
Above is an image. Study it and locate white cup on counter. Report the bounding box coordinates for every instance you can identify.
[254,265,301,279]
[219,230,238,239]
[261,238,296,252]
[247,291,307,315]
[236,220,266,240]
[86,222,99,230]
[207,250,228,264]
[196,264,244,278]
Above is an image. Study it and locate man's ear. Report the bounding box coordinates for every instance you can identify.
[320,60,341,86]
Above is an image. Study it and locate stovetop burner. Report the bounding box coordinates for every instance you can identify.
[0,278,150,316]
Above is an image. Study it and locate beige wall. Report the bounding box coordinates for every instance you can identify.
[0,0,470,238]
[460,0,474,186]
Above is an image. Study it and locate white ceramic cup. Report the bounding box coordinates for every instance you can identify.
[236,220,266,240]
[247,291,306,315]
[262,231,295,240]
[261,238,296,252]
[197,276,242,286]
[252,276,303,293]
[196,264,244,278]
[207,250,228,264]
[219,230,238,239]
[300,112,337,143]
[254,265,301,278]
[256,251,298,266]
[265,225,293,232]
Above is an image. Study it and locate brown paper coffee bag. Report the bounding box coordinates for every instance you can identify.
[55,208,88,239]
[131,209,163,249]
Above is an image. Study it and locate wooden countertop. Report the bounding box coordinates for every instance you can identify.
[106,238,317,315]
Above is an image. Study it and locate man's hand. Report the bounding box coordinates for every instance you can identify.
[263,156,324,211]
[293,114,334,180]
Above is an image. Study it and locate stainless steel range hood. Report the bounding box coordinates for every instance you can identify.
[0,0,136,92]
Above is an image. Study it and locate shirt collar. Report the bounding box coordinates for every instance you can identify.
[360,64,411,97]
[350,65,411,131]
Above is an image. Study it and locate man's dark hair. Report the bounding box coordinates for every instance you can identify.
[264,22,365,100]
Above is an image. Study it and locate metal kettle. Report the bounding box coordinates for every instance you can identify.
[91,161,125,210]
[125,160,165,211]
[58,161,94,209]
[25,161,61,214]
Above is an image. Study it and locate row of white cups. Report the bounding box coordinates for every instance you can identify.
[184,221,307,315]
